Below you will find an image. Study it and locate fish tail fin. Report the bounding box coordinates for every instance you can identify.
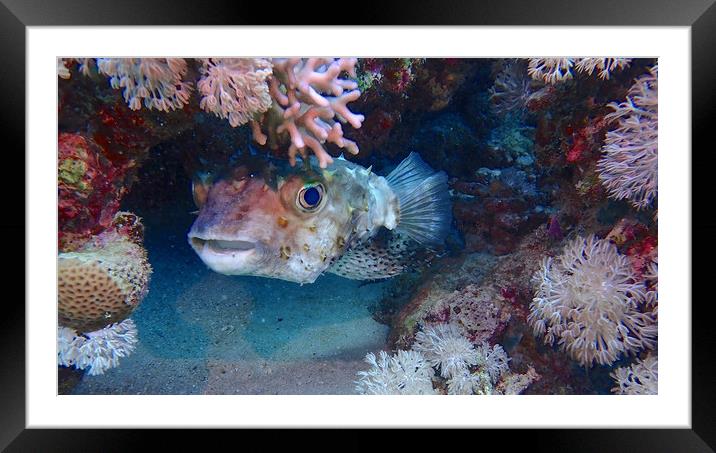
[386,152,452,247]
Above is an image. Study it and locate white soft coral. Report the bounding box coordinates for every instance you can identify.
[97,58,193,112]
[355,350,436,395]
[413,323,479,379]
[58,318,138,376]
[597,65,658,210]
[529,235,657,367]
[611,354,658,395]
[527,57,631,84]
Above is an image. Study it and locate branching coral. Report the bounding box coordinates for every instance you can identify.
[610,354,658,395]
[197,58,273,127]
[355,350,436,395]
[58,318,138,376]
[96,58,193,112]
[413,323,479,378]
[529,235,657,367]
[251,58,365,168]
[597,65,658,210]
[527,58,631,84]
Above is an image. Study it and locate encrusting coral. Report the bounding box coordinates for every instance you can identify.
[197,58,273,127]
[58,318,138,376]
[528,235,657,367]
[597,65,658,210]
[58,222,152,332]
[610,353,658,395]
[250,58,365,168]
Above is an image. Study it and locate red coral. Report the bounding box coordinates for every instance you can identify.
[566,116,607,164]
[626,236,658,278]
[566,135,587,163]
[58,132,134,251]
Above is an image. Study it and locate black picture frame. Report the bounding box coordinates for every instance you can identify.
[3,0,712,449]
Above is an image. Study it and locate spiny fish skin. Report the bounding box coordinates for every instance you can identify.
[187,154,450,284]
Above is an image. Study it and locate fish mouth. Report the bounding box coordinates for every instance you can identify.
[189,237,256,255]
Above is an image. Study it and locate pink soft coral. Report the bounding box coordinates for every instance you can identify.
[197,58,273,127]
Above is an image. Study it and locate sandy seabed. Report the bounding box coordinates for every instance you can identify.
[72,208,392,395]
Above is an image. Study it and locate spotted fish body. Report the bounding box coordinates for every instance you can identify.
[188,153,451,284]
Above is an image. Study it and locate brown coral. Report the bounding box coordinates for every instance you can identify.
[58,229,151,332]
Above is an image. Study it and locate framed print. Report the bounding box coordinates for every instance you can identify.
[3,0,713,449]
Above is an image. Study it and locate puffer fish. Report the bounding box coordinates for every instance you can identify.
[187,152,452,284]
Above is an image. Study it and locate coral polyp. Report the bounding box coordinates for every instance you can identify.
[597,65,658,210]
[610,354,658,395]
[528,235,657,367]
[355,350,436,395]
[197,58,273,127]
[97,58,193,112]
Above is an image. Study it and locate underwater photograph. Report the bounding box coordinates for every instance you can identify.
[56,57,658,396]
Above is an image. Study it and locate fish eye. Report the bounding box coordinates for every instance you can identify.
[297,183,325,211]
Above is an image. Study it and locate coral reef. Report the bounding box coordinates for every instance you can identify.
[611,353,658,395]
[56,56,659,396]
[251,58,365,168]
[58,318,138,376]
[597,65,658,210]
[528,235,657,367]
[355,350,437,395]
[58,222,152,332]
[197,58,273,127]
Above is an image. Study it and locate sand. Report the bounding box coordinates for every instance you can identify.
[72,207,393,395]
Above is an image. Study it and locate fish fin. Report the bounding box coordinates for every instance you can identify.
[386,152,452,247]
